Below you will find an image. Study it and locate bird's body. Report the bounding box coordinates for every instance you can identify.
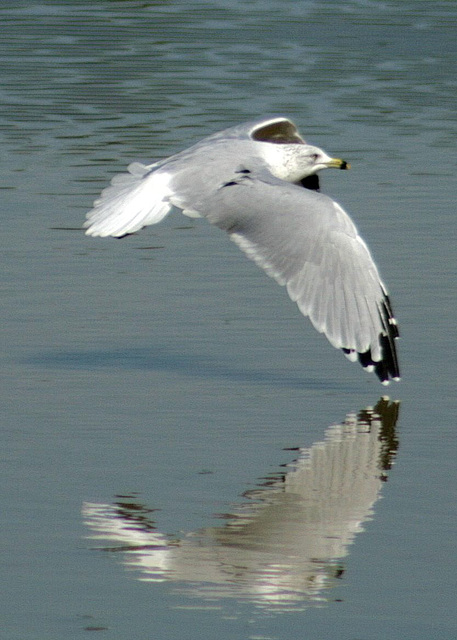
[84,117,400,383]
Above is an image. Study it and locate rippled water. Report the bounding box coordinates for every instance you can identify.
[2,1,456,639]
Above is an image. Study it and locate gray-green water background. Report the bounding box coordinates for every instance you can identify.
[2,1,456,638]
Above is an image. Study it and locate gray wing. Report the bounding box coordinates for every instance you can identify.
[194,174,399,383]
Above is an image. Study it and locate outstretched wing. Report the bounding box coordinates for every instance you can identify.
[194,174,399,382]
[84,162,174,237]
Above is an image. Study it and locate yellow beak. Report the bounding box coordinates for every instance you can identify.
[326,157,350,170]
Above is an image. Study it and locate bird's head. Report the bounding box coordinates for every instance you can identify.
[261,141,350,183]
[250,117,350,183]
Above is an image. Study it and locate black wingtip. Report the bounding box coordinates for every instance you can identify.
[299,174,320,191]
[342,294,400,384]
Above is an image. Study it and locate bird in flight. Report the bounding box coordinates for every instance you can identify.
[84,117,400,384]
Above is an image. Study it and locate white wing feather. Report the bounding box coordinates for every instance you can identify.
[199,178,392,365]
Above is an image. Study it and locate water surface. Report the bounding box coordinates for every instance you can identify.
[1,1,456,639]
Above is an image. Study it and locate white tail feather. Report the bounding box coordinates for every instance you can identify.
[84,164,173,237]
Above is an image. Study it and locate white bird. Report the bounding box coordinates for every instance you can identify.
[84,116,400,383]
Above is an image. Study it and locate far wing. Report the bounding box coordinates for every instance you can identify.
[195,175,399,382]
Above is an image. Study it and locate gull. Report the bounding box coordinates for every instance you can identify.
[84,117,400,383]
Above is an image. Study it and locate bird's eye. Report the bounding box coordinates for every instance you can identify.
[310,153,319,161]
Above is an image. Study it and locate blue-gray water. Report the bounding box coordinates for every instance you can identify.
[2,1,456,638]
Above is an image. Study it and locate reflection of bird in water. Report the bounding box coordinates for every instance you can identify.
[83,397,400,611]
[84,117,400,383]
